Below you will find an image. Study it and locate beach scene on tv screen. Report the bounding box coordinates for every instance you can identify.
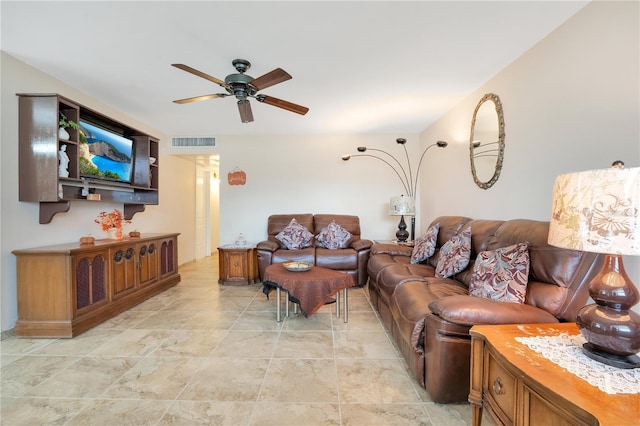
[78,121,133,182]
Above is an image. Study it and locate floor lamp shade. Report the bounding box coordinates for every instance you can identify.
[548,166,640,368]
[390,196,415,243]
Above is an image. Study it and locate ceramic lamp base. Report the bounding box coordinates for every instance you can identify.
[576,254,640,368]
[395,215,409,243]
[582,343,640,369]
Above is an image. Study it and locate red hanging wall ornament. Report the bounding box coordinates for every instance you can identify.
[227,167,247,185]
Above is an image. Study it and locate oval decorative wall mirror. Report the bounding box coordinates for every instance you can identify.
[469,93,505,189]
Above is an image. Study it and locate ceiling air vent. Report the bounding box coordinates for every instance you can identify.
[171,137,216,147]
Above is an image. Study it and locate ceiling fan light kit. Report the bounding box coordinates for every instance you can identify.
[172,59,309,123]
[237,99,253,123]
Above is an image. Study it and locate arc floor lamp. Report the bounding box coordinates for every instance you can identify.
[342,138,447,241]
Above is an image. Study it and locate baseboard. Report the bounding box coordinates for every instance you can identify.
[1,328,15,341]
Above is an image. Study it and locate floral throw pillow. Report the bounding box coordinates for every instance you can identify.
[469,243,530,304]
[411,223,439,264]
[435,227,471,278]
[275,218,314,250]
[316,220,352,250]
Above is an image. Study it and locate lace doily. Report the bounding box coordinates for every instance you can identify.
[515,333,640,395]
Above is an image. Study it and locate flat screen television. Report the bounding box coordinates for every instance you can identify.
[79,120,134,183]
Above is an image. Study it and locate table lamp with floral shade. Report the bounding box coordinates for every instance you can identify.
[548,162,640,368]
[389,195,415,243]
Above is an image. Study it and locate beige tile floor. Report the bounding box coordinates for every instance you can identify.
[1,255,496,425]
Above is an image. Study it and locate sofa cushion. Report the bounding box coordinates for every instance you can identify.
[435,227,471,278]
[429,295,558,326]
[469,243,530,304]
[377,263,433,304]
[275,218,314,250]
[411,223,439,264]
[316,248,358,270]
[367,249,411,294]
[267,214,314,237]
[390,279,468,353]
[316,220,352,250]
[313,214,361,240]
[272,247,316,265]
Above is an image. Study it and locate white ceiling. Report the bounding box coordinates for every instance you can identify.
[1,1,588,137]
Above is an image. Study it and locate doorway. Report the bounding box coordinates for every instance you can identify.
[195,164,220,258]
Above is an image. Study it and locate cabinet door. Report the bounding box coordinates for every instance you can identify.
[138,242,159,286]
[224,250,248,282]
[72,250,108,314]
[160,237,177,278]
[111,246,137,299]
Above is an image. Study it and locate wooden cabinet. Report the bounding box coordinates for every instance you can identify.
[469,323,639,426]
[13,233,180,338]
[218,245,260,285]
[17,93,160,224]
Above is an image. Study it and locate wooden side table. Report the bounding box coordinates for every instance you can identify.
[469,323,640,426]
[217,244,259,285]
[373,240,414,246]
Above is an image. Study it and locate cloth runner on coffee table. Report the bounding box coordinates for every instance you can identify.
[263,263,354,317]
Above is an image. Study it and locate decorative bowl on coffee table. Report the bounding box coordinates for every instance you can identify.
[282,261,312,272]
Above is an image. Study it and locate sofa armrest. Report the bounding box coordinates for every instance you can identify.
[428,295,558,326]
[256,240,279,252]
[350,238,373,251]
[370,243,412,257]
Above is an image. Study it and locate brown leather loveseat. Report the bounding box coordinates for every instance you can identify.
[367,216,603,403]
[257,214,373,287]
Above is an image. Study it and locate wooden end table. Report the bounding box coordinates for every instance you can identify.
[217,244,259,285]
[373,240,415,246]
[469,323,640,426]
[263,264,354,322]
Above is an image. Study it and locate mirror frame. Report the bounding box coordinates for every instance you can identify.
[469,93,505,190]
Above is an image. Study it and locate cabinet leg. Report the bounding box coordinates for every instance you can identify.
[472,404,483,426]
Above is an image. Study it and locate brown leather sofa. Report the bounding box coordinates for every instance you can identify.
[367,216,603,403]
[256,214,373,287]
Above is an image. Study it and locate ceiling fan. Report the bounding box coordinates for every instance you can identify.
[171,59,309,123]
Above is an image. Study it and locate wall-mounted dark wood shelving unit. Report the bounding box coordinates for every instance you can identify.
[17,93,160,223]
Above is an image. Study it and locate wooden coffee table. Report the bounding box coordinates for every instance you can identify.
[263,263,354,322]
[469,323,640,426]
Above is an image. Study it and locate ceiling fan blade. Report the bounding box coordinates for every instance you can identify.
[171,64,227,88]
[173,94,225,104]
[238,99,254,123]
[250,68,292,91]
[257,95,309,115]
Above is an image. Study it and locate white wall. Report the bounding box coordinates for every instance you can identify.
[418,1,640,309]
[214,134,421,245]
